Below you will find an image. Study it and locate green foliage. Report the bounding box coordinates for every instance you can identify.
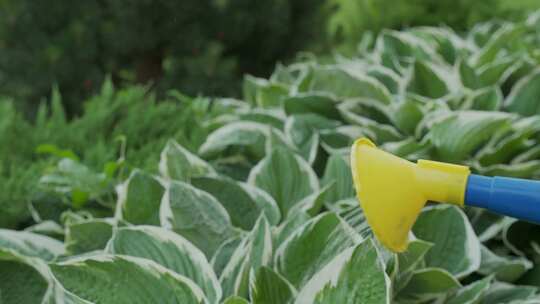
[0,0,326,114]
[4,10,540,304]
[326,0,540,52]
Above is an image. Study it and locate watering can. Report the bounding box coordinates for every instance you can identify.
[350,137,540,252]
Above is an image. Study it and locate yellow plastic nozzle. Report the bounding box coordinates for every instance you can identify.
[350,138,470,252]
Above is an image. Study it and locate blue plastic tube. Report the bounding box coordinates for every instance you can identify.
[465,174,540,224]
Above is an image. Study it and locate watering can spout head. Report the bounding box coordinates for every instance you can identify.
[350,138,470,252]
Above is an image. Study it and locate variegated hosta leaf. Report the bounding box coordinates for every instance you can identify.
[220,215,273,299]
[307,66,392,104]
[412,205,481,278]
[397,267,461,303]
[390,99,425,135]
[503,219,540,256]
[106,226,221,304]
[159,139,216,182]
[283,93,341,120]
[160,180,236,258]
[272,210,311,249]
[483,281,538,303]
[478,245,532,282]
[211,235,244,278]
[288,183,333,217]
[505,69,540,116]
[243,75,289,108]
[222,296,250,304]
[468,208,509,242]
[0,229,65,261]
[295,239,390,304]
[476,115,540,166]
[445,275,492,304]
[237,108,285,130]
[198,121,286,160]
[338,101,402,143]
[380,137,431,160]
[248,147,319,218]
[250,266,296,304]
[427,111,513,162]
[192,176,280,230]
[115,169,164,225]
[0,248,55,304]
[471,23,526,68]
[407,60,452,99]
[376,30,436,62]
[275,212,362,289]
[321,154,354,204]
[65,218,114,255]
[24,220,64,240]
[284,114,337,165]
[393,240,433,293]
[51,254,208,304]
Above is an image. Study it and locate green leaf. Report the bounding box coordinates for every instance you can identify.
[106,225,221,304]
[284,114,340,164]
[238,109,285,131]
[116,170,164,225]
[321,154,354,204]
[51,255,208,304]
[407,60,450,99]
[199,121,274,159]
[398,268,461,302]
[273,211,311,248]
[0,248,55,304]
[503,220,540,256]
[160,180,236,257]
[211,235,243,278]
[65,218,114,255]
[24,220,64,240]
[505,69,540,116]
[464,86,502,111]
[484,282,538,304]
[471,24,525,68]
[0,229,65,261]
[458,59,481,89]
[159,139,216,182]
[377,30,435,61]
[337,100,402,143]
[381,137,431,160]
[283,93,341,120]
[250,266,296,304]
[478,56,518,86]
[223,296,250,304]
[428,111,512,162]
[468,209,509,242]
[445,275,492,304]
[295,239,390,304]
[478,245,532,282]
[220,215,273,299]
[36,144,79,161]
[289,183,334,217]
[192,176,280,230]
[390,99,425,135]
[308,66,392,103]
[477,160,540,178]
[243,75,289,108]
[394,239,434,293]
[412,205,481,278]
[275,212,361,289]
[248,147,319,218]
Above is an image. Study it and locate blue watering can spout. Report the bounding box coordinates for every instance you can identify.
[466,174,540,224]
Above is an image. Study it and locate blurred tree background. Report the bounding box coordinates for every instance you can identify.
[0,0,539,116]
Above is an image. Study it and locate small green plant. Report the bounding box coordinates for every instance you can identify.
[2,11,540,304]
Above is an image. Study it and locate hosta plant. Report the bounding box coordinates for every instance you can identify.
[3,11,540,304]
